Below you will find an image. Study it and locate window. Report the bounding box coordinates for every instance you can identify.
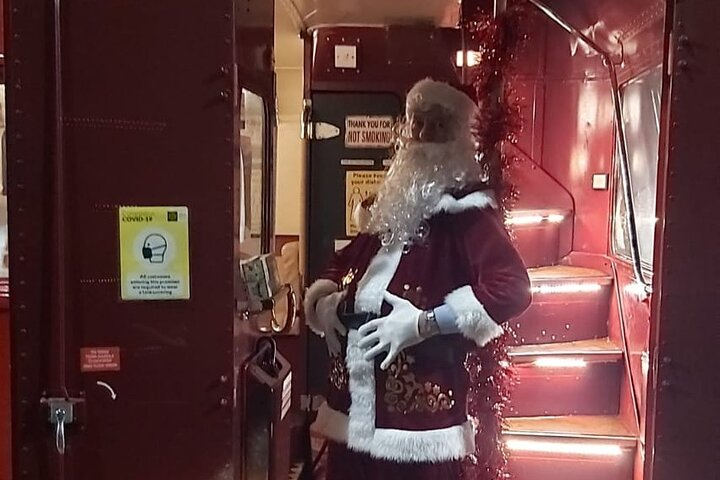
[612,66,662,268]
[238,89,267,258]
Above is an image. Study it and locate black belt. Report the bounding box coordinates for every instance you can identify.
[337,299,378,330]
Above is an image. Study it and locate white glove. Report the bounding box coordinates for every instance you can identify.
[358,292,424,370]
[315,291,348,355]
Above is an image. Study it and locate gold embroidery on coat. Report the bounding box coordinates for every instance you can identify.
[329,354,348,390]
[384,352,455,414]
[340,269,357,289]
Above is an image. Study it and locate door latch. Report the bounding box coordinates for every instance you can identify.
[41,397,83,455]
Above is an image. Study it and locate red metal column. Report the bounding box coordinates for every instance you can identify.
[646,0,720,478]
[0,282,8,480]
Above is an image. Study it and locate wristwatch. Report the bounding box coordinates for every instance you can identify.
[418,309,441,338]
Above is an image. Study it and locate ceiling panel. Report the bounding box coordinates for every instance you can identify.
[287,0,460,29]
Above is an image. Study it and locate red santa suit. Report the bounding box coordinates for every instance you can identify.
[306,187,531,476]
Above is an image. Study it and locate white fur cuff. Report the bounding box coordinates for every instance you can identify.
[304,279,339,335]
[445,285,504,347]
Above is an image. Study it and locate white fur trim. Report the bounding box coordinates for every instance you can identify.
[445,285,504,347]
[354,244,403,314]
[310,403,476,462]
[311,402,348,443]
[433,190,497,215]
[406,78,477,123]
[373,421,475,462]
[346,329,376,452]
[304,279,338,335]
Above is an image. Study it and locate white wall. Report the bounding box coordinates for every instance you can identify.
[274,5,304,236]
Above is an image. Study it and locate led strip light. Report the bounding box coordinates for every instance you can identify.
[531,282,603,294]
[506,213,565,226]
[505,438,624,457]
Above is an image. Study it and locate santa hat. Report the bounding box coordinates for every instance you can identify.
[405,78,477,124]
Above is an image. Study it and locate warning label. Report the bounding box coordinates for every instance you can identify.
[345,116,394,148]
[346,170,386,236]
[119,206,190,301]
[81,347,121,373]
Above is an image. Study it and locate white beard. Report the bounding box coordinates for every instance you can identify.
[367,137,483,246]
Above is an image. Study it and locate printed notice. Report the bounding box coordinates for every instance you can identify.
[345,170,385,236]
[81,347,121,372]
[344,116,394,148]
[119,206,190,301]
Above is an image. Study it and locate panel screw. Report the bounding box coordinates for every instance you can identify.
[220,375,229,384]
[219,398,229,407]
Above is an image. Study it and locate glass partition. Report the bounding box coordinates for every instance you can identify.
[612,66,662,268]
[238,89,267,259]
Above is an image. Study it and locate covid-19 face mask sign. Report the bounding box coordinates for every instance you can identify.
[118,206,190,301]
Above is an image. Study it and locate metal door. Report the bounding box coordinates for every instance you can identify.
[6,1,266,478]
[305,92,401,393]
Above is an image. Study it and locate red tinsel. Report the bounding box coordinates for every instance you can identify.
[460,2,533,480]
[463,1,532,215]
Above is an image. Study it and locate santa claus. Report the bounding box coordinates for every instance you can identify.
[305,78,532,479]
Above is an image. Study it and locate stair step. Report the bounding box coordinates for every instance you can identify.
[528,265,611,281]
[505,416,636,480]
[507,339,623,416]
[505,416,635,445]
[511,266,613,346]
[509,338,622,363]
[509,209,573,268]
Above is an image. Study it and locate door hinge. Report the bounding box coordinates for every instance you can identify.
[311,122,341,140]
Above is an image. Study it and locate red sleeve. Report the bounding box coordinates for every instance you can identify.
[444,208,531,346]
[463,209,532,324]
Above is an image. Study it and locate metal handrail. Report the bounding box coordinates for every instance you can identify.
[528,0,652,295]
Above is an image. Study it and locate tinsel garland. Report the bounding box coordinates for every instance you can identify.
[460,2,533,480]
[462,0,532,215]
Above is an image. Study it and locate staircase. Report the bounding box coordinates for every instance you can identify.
[503,264,637,480]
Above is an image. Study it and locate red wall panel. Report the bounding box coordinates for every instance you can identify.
[541,79,614,253]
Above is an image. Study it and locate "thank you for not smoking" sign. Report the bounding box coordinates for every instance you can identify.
[344,115,394,148]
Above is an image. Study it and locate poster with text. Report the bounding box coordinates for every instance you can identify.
[346,171,385,236]
[119,206,190,301]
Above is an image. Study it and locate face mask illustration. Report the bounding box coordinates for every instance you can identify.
[142,234,168,264]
